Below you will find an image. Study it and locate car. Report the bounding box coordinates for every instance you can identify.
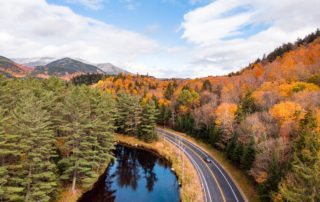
[204,156,211,163]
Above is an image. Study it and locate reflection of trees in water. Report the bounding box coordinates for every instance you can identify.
[136,149,158,192]
[157,157,171,169]
[114,146,140,190]
[78,145,179,202]
[77,166,116,202]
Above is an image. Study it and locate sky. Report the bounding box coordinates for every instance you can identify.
[0,0,319,78]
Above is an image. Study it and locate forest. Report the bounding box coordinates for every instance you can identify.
[93,32,320,201]
[0,76,158,201]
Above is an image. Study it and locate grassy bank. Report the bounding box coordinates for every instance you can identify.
[116,134,203,202]
[158,126,259,202]
[56,161,111,202]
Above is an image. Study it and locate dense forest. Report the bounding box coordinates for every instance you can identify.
[93,32,320,201]
[0,76,158,201]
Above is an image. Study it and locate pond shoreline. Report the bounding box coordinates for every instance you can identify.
[116,134,204,202]
[56,134,203,202]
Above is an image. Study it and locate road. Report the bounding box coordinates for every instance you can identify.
[156,128,246,202]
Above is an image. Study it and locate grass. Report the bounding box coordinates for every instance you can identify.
[116,134,204,202]
[158,126,260,202]
[56,161,110,202]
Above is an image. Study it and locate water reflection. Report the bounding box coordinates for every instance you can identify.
[78,145,180,202]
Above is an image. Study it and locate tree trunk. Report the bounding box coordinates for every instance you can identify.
[72,171,77,194]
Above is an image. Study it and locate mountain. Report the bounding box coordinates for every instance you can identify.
[0,56,33,77]
[12,57,56,67]
[32,57,105,80]
[96,63,129,75]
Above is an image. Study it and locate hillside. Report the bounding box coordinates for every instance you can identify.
[0,56,33,77]
[95,33,320,201]
[97,63,129,75]
[32,58,105,79]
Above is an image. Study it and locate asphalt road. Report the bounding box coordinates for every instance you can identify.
[156,128,246,202]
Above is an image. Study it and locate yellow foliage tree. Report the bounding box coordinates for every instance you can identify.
[214,103,238,145]
[269,101,305,124]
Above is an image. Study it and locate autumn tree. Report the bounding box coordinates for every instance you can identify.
[214,103,238,147]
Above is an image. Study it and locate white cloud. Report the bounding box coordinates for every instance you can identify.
[66,0,104,10]
[0,0,319,78]
[0,0,158,65]
[181,0,320,75]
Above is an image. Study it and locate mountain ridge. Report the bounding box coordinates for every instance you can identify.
[0,56,129,80]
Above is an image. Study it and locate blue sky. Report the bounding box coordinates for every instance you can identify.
[0,0,319,78]
[47,0,208,46]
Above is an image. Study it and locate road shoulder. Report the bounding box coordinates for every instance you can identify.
[157,127,259,202]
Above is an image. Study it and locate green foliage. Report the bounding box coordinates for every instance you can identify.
[138,102,159,142]
[0,77,116,201]
[241,138,255,170]
[164,82,176,100]
[307,74,320,86]
[158,105,172,126]
[177,89,199,106]
[236,92,257,123]
[115,93,142,136]
[115,93,159,143]
[71,73,107,85]
[278,111,320,201]
[174,113,194,134]
[258,154,285,202]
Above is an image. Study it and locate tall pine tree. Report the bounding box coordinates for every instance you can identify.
[10,91,57,201]
[138,102,159,143]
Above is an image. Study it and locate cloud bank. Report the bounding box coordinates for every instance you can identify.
[181,0,320,75]
[0,0,319,78]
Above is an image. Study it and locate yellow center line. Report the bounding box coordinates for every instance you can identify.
[161,131,227,202]
[181,140,227,202]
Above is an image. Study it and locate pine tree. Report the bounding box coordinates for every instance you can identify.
[116,93,142,136]
[278,111,320,201]
[0,106,9,201]
[9,91,58,201]
[241,138,255,170]
[138,102,159,142]
[58,86,97,192]
[89,89,116,172]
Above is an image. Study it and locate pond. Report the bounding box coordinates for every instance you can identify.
[78,144,180,202]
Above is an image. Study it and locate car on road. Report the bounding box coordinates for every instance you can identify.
[204,156,212,163]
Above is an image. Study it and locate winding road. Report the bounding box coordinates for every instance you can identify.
[156,128,246,202]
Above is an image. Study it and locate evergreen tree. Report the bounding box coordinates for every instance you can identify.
[138,102,159,142]
[89,89,116,171]
[236,92,257,123]
[58,86,96,192]
[158,105,172,126]
[116,93,142,136]
[226,134,237,160]
[10,92,58,201]
[231,142,244,164]
[164,82,175,100]
[241,138,255,170]
[278,111,320,201]
[0,107,10,201]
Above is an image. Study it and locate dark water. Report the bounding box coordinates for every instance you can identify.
[78,145,180,202]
